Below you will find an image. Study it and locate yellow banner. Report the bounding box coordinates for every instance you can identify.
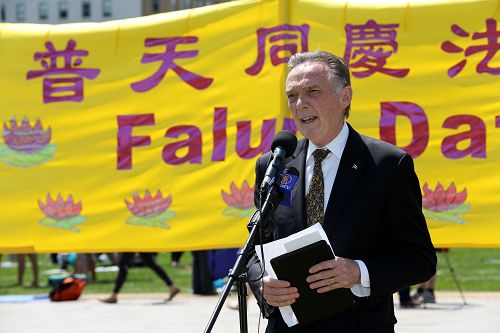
[1,0,499,252]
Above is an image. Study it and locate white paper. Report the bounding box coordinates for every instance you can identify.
[254,223,334,327]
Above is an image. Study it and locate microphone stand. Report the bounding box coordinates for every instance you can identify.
[204,185,281,333]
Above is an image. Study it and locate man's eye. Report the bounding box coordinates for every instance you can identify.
[309,89,319,95]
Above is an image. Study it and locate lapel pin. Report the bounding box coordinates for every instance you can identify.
[352,164,358,170]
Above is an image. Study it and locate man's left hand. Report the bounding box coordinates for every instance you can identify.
[306,257,361,293]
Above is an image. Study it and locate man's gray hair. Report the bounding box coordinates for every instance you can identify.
[288,51,351,117]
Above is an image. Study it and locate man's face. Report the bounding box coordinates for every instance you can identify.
[285,62,352,147]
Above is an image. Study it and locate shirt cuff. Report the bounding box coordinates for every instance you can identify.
[350,260,371,297]
[355,259,370,287]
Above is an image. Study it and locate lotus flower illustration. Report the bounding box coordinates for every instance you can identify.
[38,194,86,232]
[221,181,255,217]
[124,190,175,229]
[422,182,470,224]
[0,117,56,167]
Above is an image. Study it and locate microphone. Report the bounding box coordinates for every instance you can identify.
[249,167,300,244]
[279,167,299,207]
[260,131,298,193]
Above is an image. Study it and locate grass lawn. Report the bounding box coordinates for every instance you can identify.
[1,249,500,296]
[0,252,194,296]
[435,249,500,291]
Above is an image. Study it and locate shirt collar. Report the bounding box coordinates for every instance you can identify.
[307,121,349,161]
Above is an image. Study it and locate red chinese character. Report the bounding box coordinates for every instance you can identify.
[344,20,409,78]
[131,36,213,92]
[441,18,500,77]
[26,39,100,103]
[245,24,310,76]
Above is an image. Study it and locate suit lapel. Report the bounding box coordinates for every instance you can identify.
[285,139,308,229]
[323,124,368,234]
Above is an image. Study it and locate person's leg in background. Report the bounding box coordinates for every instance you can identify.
[424,275,437,303]
[399,286,421,308]
[192,250,215,295]
[27,254,39,287]
[74,254,96,282]
[86,254,96,282]
[171,251,183,267]
[16,254,25,286]
[100,253,134,304]
[413,274,436,303]
[50,253,58,264]
[140,253,179,301]
[413,247,442,304]
[227,283,253,310]
[16,254,39,287]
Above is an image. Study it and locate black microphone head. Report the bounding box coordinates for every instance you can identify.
[282,166,299,176]
[271,131,297,158]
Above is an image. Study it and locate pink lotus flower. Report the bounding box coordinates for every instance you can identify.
[422,182,467,212]
[221,181,254,209]
[38,194,82,221]
[125,190,172,218]
[3,117,51,153]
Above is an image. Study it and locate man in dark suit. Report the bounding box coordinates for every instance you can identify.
[248,51,436,332]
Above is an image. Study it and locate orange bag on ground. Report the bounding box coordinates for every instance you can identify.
[49,276,86,301]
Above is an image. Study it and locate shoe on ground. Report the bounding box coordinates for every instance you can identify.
[100,297,117,304]
[167,286,180,301]
[227,299,240,310]
[411,290,423,302]
[422,290,436,303]
[400,298,422,309]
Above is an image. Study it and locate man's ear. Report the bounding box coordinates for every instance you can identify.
[340,86,352,108]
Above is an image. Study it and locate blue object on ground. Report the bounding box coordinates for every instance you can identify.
[213,278,225,292]
[0,294,49,303]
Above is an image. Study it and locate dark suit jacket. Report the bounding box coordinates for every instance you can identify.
[248,124,437,333]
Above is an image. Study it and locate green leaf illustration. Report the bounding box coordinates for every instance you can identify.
[0,143,56,167]
[443,204,471,214]
[39,215,86,233]
[125,211,175,229]
[222,207,254,217]
[423,209,466,224]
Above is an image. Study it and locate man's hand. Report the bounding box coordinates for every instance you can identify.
[261,276,300,307]
[306,257,361,293]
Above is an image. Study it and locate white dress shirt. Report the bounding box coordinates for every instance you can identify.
[305,122,371,297]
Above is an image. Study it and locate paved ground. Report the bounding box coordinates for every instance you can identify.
[0,291,499,333]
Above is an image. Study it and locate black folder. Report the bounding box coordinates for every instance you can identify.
[270,240,354,326]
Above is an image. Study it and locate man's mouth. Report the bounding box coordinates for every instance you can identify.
[301,116,317,123]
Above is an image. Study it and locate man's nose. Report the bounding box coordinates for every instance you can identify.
[296,94,308,110]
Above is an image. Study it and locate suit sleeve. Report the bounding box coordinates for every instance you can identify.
[364,153,437,301]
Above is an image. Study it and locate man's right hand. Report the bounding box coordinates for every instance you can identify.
[261,276,300,307]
